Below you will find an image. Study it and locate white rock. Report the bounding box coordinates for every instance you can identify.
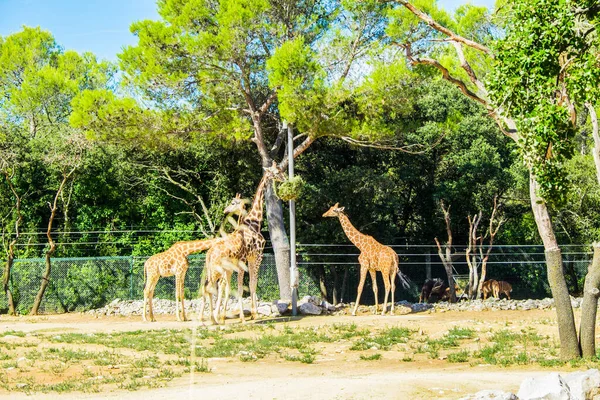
[257,305,272,316]
[298,302,322,315]
[562,369,600,400]
[517,372,571,400]
[459,389,518,400]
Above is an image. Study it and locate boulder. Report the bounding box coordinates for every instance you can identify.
[275,301,289,315]
[517,372,571,400]
[256,304,272,316]
[562,369,600,400]
[298,302,322,315]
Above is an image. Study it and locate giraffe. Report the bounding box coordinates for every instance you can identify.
[142,238,221,322]
[142,196,246,322]
[199,162,285,324]
[323,203,409,316]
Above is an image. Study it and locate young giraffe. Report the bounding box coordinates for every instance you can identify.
[323,203,409,316]
[199,162,285,324]
[142,238,221,322]
[142,196,246,322]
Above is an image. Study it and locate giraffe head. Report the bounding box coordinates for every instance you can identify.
[322,203,345,217]
[263,160,286,183]
[223,193,249,216]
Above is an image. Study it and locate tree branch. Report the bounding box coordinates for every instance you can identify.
[388,0,494,56]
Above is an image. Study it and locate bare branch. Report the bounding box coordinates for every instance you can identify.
[337,132,445,154]
[388,0,494,56]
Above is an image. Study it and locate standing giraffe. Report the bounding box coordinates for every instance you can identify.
[142,196,246,322]
[143,238,221,322]
[323,203,409,316]
[199,162,285,323]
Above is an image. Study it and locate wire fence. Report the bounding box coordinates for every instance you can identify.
[0,244,593,314]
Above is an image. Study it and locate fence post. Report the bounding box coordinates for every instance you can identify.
[129,256,134,299]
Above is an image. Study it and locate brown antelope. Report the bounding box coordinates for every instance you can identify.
[494,281,512,299]
[481,279,498,300]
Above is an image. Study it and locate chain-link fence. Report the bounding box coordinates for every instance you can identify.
[0,253,322,314]
[0,244,593,314]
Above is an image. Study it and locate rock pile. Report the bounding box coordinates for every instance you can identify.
[460,369,600,400]
[87,295,341,318]
[88,296,587,319]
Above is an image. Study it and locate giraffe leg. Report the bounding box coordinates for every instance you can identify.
[369,269,378,315]
[144,274,160,322]
[249,255,262,320]
[237,269,246,324]
[174,274,183,322]
[381,269,391,316]
[208,280,218,325]
[214,276,225,324]
[218,274,231,324]
[198,290,206,323]
[352,267,368,316]
[177,275,188,322]
[180,264,189,321]
[390,267,397,314]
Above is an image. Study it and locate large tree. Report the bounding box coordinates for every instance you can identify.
[383,0,599,359]
[0,27,114,313]
[72,0,392,300]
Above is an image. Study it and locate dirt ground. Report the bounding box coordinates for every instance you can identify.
[0,308,584,400]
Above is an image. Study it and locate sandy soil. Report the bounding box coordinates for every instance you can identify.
[0,308,580,400]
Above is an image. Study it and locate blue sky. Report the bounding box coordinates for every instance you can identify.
[0,0,495,61]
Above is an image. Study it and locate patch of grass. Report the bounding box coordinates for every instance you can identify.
[537,358,565,367]
[133,356,160,369]
[350,326,413,351]
[284,347,317,364]
[1,330,26,337]
[196,337,251,358]
[447,350,470,363]
[447,327,476,339]
[401,355,414,362]
[359,353,382,361]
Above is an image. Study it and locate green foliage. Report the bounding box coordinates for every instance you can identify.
[276,175,306,201]
[487,0,600,204]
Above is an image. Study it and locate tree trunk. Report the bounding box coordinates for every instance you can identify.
[31,236,56,315]
[265,183,291,301]
[332,266,339,305]
[585,103,600,185]
[317,265,328,300]
[3,256,16,315]
[3,172,22,315]
[31,173,69,315]
[579,243,600,358]
[530,174,581,359]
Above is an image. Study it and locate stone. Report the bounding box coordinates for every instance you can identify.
[298,302,322,315]
[257,304,272,316]
[395,305,412,315]
[562,369,600,400]
[320,301,336,312]
[275,301,289,315]
[517,372,571,400]
[459,390,518,400]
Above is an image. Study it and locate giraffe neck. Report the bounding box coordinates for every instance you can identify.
[337,213,368,250]
[241,173,269,233]
[174,239,217,256]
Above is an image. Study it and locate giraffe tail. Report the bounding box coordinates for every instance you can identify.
[396,270,411,289]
